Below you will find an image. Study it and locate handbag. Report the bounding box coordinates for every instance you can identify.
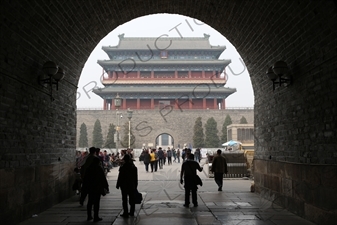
[134,189,143,204]
[101,188,108,196]
[195,174,203,186]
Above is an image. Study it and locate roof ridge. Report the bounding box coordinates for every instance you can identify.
[118,33,211,40]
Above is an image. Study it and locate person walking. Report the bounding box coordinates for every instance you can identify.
[167,147,172,165]
[194,148,201,162]
[163,150,167,165]
[102,150,111,172]
[181,148,186,161]
[180,153,203,207]
[154,149,159,171]
[80,147,98,206]
[176,148,180,163]
[143,149,150,172]
[157,147,164,169]
[172,148,177,162]
[82,157,109,222]
[185,148,191,161]
[116,154,138,218]
[211,149,228,191]
[149,149,156,172]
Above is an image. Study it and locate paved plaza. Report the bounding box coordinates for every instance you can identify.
[19,158,315,225]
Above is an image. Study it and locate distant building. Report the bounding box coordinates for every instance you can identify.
[93,33,236,110]
[227,123,255,171]
[227,124,254,150]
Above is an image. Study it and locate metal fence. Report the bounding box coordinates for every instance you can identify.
[207,152,248,178]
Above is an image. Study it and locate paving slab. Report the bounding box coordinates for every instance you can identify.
[19,159,315,225]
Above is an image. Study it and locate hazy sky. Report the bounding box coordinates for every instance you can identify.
[76,14,254,109]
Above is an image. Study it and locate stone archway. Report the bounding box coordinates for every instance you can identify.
[150,127,178,149]
[1,1,336,224]
[155,133,174,149]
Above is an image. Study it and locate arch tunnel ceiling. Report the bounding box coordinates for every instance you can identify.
[2,0,335,97]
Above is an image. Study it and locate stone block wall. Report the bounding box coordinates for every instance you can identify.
[254,159,337,224]
[76,108,254,149]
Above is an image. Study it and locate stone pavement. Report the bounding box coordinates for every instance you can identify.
[19,158,315,225]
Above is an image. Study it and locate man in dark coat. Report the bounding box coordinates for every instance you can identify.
[167,147,172,165]
[157,147,164,169]
[116,154,138,217]
[143,149,150,172]
[180,153,203,207]
[211,149,228,191]
[83,157,109,222]
[80,146,98,206]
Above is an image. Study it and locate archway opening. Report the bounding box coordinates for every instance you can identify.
[155,133,174,149]
[76,13,254,151]
[77,14,253,108]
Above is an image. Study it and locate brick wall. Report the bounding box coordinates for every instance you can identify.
[0,1,336,224]
[76,109,254,148]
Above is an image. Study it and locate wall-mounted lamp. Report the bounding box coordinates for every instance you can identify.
[266,60,292,91]
[39,61,65,101]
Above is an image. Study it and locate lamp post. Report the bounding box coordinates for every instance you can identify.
[114,94,122,153]
[127,108,133,149]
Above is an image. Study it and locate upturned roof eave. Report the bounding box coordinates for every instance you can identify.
[97,59,232,66]
[101,79,228,85]
[101,46,226,51]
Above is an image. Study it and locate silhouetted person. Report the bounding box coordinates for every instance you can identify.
[167,147,172,165]
[157,147,164,169]
[211,149,228,191]
[142,149,150,172]
[194,148,201,162]
[80,147,97,205]
[176,149,181,163]
[180,153,203,207]
[83,157,109,222]
[116,154,138,218]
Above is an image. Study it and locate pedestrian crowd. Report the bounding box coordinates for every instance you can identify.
[138,147,203,172]
[72,146,227,222]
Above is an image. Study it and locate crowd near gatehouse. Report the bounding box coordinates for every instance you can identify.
[73,146,227,222]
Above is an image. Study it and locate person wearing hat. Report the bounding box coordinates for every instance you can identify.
[116,154,138,217]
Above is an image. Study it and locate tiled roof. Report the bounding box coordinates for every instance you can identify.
[102,34,226,51]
